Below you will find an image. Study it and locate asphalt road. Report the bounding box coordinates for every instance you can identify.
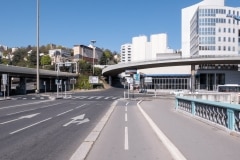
[0,88,124,160]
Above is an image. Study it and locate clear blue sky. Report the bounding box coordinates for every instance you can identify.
[0,0,238,52]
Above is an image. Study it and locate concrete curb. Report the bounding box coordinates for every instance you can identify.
[0,97,11,101]
[69,100,118,160]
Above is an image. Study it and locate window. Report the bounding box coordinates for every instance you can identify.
[223,28,226,32]
[233,38,235,42]
[218,37,221,42]
[228,46,231,51]
[223,37,226,42]
[218,46,221,51]
[228,28,231,33]
[218,28,221,32]
[233,47,235,51]
[228,37,231,42]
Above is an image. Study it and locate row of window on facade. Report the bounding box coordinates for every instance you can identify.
[198,45,236,51]
[198,9,239,17]
[198,18,239,26]
[198,27,238,35]
[199,36,239,44]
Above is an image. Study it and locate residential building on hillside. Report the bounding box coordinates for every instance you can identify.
[73,45,103,64]
[48,49,71,65]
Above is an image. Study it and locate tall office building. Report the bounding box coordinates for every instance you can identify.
[130,33,174,62]
[132,35,148,62]
[182,0,240,90]
[181,0,225,57]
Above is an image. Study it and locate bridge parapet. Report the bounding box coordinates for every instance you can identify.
[176,96,240,133]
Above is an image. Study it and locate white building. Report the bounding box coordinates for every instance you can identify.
[182,0,240,91]
[190,3,240,57]
[132,35,148,61]
[130,33,174,62]
[120,44,132,63]
[181,0,225,57]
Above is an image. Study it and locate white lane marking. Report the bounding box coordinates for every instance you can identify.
[126,102,129,106]
[0,113,40,125]
[137,101,187,160]
[124,127,129,150]
[87,96,95,99]
[75,104,87,109]
[7,103,62,116]
[10,117,52,135]
[57,109,74,117]
[125,106,128,112]
[63,114,89,127]
[112,97,118,99]
[0,100,54,110]
[125,113,128,122]
[104,97,110,99]
[96,96,103,99]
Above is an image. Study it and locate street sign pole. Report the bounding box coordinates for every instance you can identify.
[64,81,66,98]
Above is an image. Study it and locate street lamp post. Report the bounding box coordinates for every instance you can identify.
[36,0,40,94]
[91,40,96,75]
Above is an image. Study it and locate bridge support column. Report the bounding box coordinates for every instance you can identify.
[191,65,195,93]
[16,77,27,95]
[109,76,112,86]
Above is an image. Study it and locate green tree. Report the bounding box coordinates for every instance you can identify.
[76,75,92,89]
[78,59,92,75]
[27,51,37,68]
[40,55,51,66]
[11,49,27,66]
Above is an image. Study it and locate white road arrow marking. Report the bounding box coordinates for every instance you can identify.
[63,114,90,127]
[0,113,40,125]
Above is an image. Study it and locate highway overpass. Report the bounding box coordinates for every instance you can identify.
[0,64,78,95]
[102,56,240,76]
[0,64,77,78]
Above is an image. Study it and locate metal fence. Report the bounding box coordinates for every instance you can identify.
[175,96,240,133]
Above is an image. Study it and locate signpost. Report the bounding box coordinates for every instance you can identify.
[2,74,7,99]
[89,76,99,84]
[70,78,76,92]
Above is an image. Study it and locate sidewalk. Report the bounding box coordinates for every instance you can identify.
[140,98,240,160]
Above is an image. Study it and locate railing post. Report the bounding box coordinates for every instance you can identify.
[227,109,235,131]
[175,98,179,110]
[191,101,196,116]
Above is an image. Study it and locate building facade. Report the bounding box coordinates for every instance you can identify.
[73,45,103,64]
[120,44,132,63]
[181,0,225,57]
[183,0,240,91]
[190,5,240,57]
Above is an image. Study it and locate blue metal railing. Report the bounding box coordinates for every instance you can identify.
[175,96,240,132]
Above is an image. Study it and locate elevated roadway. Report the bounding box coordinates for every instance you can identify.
[0,64,77,78]
[102,56,240,76]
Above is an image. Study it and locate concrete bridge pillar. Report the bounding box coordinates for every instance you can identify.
[109,76,112,86]
[16,77,26,95]
[191,65,195,93]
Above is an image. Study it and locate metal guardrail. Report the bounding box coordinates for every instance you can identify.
[175,96,240,133]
